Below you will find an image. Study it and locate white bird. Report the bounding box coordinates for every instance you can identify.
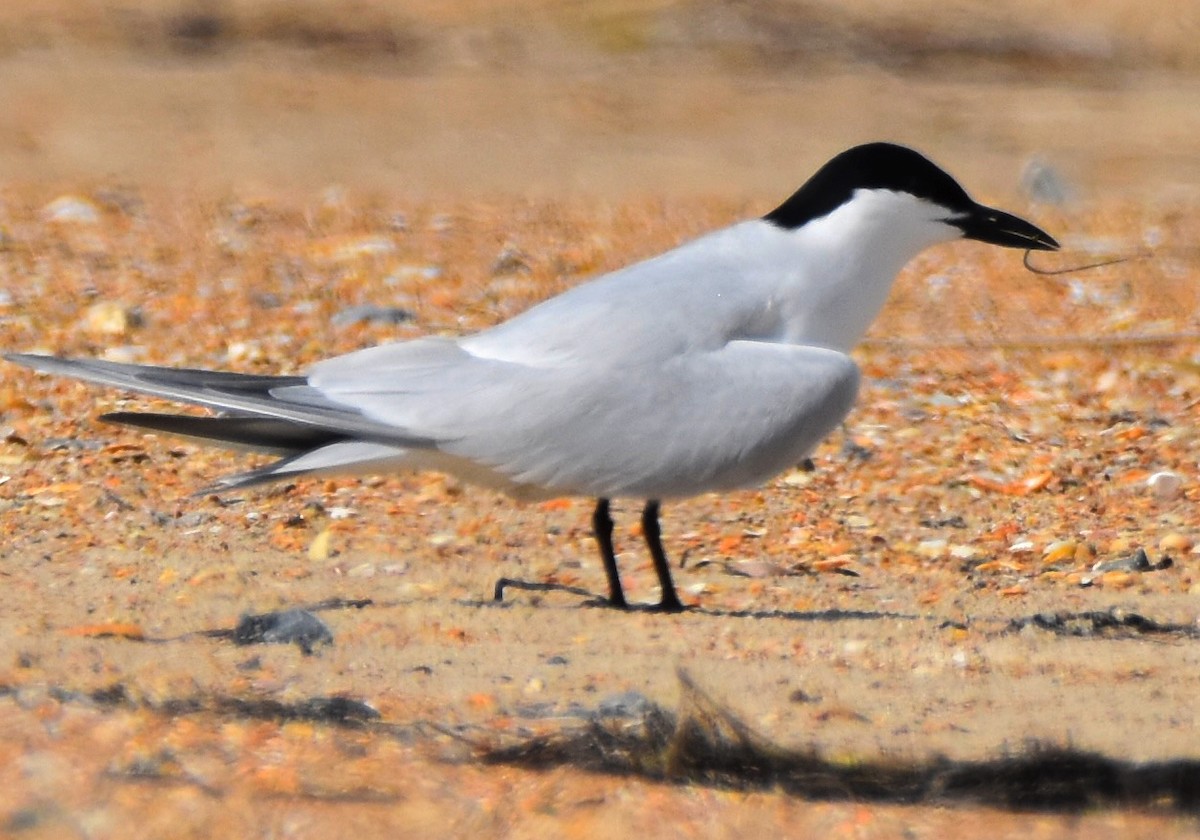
[6,143,1058,611]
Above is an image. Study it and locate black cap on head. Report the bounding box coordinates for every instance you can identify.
[764,143,975,230]
[763,142,1059,251]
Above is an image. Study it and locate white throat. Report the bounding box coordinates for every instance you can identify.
[778,189,962,352]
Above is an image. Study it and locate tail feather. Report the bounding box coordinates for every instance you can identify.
[5,353,434,446]
[202,440,412,492]
[101,412,344,455]
[7,353,440,495]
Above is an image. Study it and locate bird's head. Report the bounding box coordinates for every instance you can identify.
[763,142,1059,253]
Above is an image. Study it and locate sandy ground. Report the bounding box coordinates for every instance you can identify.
[3,2,1200,837]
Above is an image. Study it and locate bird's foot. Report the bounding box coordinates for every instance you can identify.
[579,593,629,610]
[650,595,687,614]
[580,595,688,613]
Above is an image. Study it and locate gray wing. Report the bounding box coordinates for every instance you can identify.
[312,339,860,499]
[444,340,861,499]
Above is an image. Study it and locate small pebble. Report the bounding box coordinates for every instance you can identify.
[1147,471,1183,501]
[917,539,948,558]
[100,345,145,364]
[1021,157,1075,205]
[226,340,265,364]
[1092,549,1152,574]
[513,701,556,719]
[841,639,867,657]
[331,235,395,261]
[594,691,656,720]
[316,185,349,217]
[83,302,135,337]
[297,696,380,723]
[428,213,454,233]
[308,528,333,561]
[781,470,813,487]
[1042,540,1077,564]
[926,392,964,408]
[233,608,333,655]
[331,304,413,328]
[210,225,251,256]
[491,244,531,276]
[42,195,100,224]
[1081,549,1172,586]
[1159,533,1193,553]
[386,264,442,284]
[731,559,784,578]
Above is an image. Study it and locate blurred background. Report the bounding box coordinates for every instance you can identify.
[0,0,1197,203]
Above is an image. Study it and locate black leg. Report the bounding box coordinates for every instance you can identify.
[642,500,685,612]
[593,498,628,609]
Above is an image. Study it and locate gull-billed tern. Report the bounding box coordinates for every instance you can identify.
[6,142,1058,611]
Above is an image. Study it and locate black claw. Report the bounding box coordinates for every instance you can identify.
[653,597,687,614]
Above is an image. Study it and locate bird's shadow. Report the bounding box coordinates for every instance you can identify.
[476,578,915,623]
